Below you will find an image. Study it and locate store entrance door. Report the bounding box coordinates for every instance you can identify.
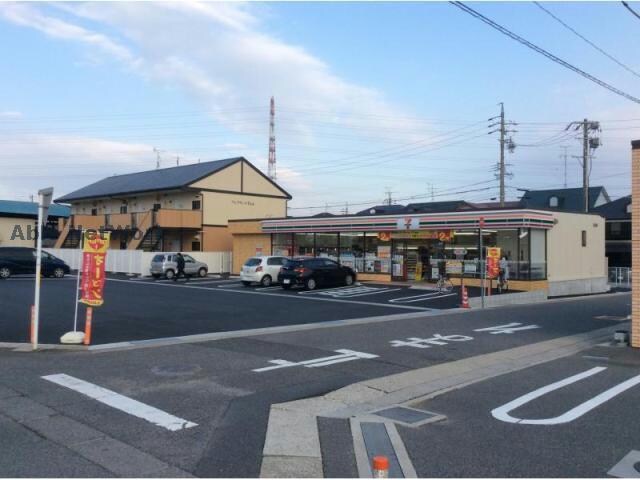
[391,240,406,281]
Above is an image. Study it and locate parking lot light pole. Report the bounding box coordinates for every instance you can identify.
[32,187,54,351]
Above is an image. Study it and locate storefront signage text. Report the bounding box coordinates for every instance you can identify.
[80,230,110,307]
[378,230,453,241]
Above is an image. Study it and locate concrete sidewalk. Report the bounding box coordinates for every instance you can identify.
[259,324,623,478]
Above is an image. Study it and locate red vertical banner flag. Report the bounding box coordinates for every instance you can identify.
[80,231,110,307]
[486,247,501,279]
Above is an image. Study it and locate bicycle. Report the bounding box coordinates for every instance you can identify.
[436,275,453,293]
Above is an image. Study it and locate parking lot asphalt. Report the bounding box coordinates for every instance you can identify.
[402,344,640,477]
[0,274,477,345]
[0,292,631,477]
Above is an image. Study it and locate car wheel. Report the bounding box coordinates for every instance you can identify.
[344,274,354,286]
[242,281,252,287]
[165,269,175,280]
[261,275,272,287]
[0,267,11,279]
[305,277,317,291]
[53,267,65,279]
[198,267,207,278]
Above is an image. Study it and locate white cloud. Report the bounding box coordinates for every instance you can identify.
[0,110,22,118]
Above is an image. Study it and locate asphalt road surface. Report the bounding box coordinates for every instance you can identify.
[402,344,640,477]
[0,291,630,477]
[0,274,480,345]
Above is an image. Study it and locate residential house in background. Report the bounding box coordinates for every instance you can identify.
[0,200,70,247]
[54,157,291,252]
[518,186,610,212]
[593,195,631,268]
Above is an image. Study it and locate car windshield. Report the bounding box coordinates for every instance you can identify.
[244,258,262,267]
[283,259,307,269]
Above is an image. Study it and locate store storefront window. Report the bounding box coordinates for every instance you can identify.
[365,234,391,274]
[294,233,314,256]
[272,233,293,257]
[316,233,339,261]
[530,229,547,279]
[339,232,365,271]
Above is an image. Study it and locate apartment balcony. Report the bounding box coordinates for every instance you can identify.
[68,209,202,231]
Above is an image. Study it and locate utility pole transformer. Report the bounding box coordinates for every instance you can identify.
[268,97,277,180]
[488,103,516,207]
[566,119,600,213]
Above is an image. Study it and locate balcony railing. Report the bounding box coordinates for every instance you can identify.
[70,209,202,231]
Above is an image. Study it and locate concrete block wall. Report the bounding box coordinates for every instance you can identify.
[632,140,640,348]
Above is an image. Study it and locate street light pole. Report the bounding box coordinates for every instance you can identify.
[32,187,53,351]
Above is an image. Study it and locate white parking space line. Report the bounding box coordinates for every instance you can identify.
[299,286,400,298]
[389,292,456,304]
[42,374,197,431]
[105,277,431,311]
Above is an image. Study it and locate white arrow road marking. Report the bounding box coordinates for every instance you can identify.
[492,366,640,425]
[252,349,379,372]
[474,322,540,334]
[42,374,197,431]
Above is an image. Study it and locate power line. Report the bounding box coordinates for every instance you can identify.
[622,1,640,21]
[450,1,640,104]
[534,2,640,79]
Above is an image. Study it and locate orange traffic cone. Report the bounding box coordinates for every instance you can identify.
[461,286,470,309]
[372,456,389,478]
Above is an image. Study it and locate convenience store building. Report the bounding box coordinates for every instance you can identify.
[229,207,608,296]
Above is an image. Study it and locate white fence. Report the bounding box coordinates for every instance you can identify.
[45,248,232,277]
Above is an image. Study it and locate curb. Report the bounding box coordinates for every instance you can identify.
[259,325,622,478]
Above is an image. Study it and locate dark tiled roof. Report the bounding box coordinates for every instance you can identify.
[355,204,407,216]
[404,201,475,213]
[518,186,610,212]
[592,195,631,220]
[0,200,70,218]
[56,157,245,203]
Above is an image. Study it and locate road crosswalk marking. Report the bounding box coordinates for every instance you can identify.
[42,374,197,431]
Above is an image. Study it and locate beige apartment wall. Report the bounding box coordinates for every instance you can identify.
[241,161,288,197]
[70,191,201,215]
[232,234,272,273]
[547,211,605,282]
[0,217,35,247]
[190,162,242,191]
[201,191,287,226]
[202,226,232,251]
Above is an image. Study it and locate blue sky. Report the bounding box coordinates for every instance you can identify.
[0,1,638,214]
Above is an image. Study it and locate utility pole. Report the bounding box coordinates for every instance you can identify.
[153,147,163,169]
[384,188,394,206]
[559,146,569,188]
[488,103,516,206]
[268,96,277,180]
[566,119,601,212]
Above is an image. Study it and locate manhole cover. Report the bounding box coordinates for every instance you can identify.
[151,364,202,377]
[372,406,444,426]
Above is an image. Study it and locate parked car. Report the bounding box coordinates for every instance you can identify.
[149,253,208,279]
[0,247,70,279]
[277,257,356,290]
[241,256,287,287]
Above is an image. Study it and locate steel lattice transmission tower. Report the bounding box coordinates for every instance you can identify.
[268,96,277,180]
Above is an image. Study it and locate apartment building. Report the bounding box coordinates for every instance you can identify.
[54,157,291,251]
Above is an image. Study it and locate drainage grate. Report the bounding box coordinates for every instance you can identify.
[373,406,443,426]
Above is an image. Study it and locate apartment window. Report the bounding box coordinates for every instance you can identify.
[191,241,201,251]
[549,196,559,208]
[581,230,587,247]
[120,204,128,214]
[192,200,201,210]
[153,203,161,211]
[91,208,98,216]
